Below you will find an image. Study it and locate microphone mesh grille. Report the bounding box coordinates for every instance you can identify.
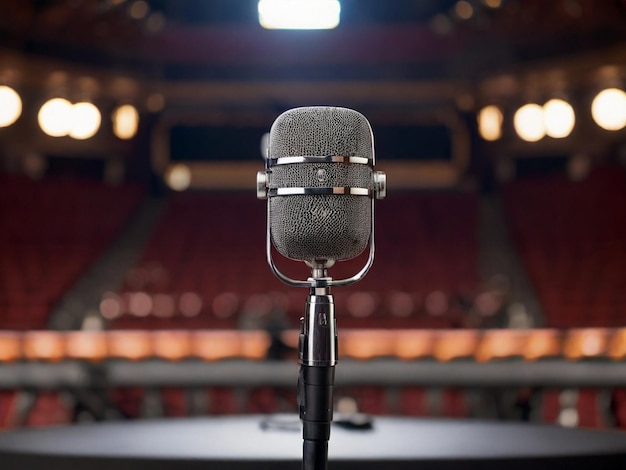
[269,106,373,160]
[268,106,374,262]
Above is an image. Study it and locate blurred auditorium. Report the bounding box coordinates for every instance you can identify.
[1,0,626,455]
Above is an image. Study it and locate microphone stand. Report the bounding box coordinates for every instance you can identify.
[258,163,385,470]
[298,266,337,470]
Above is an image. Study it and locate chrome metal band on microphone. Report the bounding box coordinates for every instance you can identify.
[267,155,371,167]
[268,187,372,197]
[257,162,386,288]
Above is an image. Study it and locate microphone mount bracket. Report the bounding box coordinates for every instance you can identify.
[257,160,386,288]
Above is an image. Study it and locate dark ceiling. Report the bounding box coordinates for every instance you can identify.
[1,0,625,82]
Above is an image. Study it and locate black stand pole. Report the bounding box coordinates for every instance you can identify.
[298,284,337,470]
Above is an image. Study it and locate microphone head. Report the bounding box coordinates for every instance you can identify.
[267,106,374,264]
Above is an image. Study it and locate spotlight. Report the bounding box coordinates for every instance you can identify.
[38,98,73,137]
[543,98,575,138]
[258,0,341,30]
[591,88,626,131]
[477,105,503,141]
[513,103,545,142]
[70,102,101,140]
[0,85,22,127]
[112,104,139,139]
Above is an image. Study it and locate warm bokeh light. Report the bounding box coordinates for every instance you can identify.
[166,163,192,191]
[69,102,101,139]
[482,0,502,7]
[213,292,240,319]
[513,103,545,142]
[341,330,395,360]
[477,105,503,141]
[23,331,65,362]
[543,98,575,138]
[258,0,341,29]
[433,330,478,361]
[395,330,434,360]
[475,330,526,362]
[524,329,561,361]
[454,0,474,20]
[65,332,108,361]
[0,85,22,127]
[192,331,242,361]
[591,88,626,131]
[387,291,414,317]
[107,331,153,360]
[129,0,149,20]
[38,97,73,137]
[100,292,123,320]
[179,292,203,317]
[128,291,153,317]
[152,330,191,361]
[112,104,139,139]
[346,292,377,318]
[146,92,165,112]
[0,332,21,362]
[424,290,448,316]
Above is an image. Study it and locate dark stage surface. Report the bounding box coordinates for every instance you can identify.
[2,415,626,469]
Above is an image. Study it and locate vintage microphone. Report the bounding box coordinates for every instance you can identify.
[257,106,386,470]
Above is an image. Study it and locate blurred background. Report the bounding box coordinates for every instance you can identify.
[0,0,626,430]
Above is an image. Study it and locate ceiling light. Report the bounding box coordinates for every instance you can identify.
[514,103,545,142]
[69,102,101,140]
[112,104,139,140]
[0,85,22,128]
[543,98,575,138]
[38,98,73,137]
[258,0,341,30]
[591,88,626,131]
[477,105,503,141]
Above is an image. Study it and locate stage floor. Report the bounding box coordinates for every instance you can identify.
[1,415,626,469]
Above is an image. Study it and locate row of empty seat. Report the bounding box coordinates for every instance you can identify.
[111,190,480,329]
[2,168,625,333]
[503,165,626,328]
[0,174,145,330]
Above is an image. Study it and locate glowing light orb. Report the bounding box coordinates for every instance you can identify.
[543,99,575,138]
[591,88,626,131]
[69,102,101,140]
[0,86,22,127]
[112,104,139,140]
[38,98,73,137]
[166,163,191,191]
[514,103,545,142]
[477,105,503,141]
